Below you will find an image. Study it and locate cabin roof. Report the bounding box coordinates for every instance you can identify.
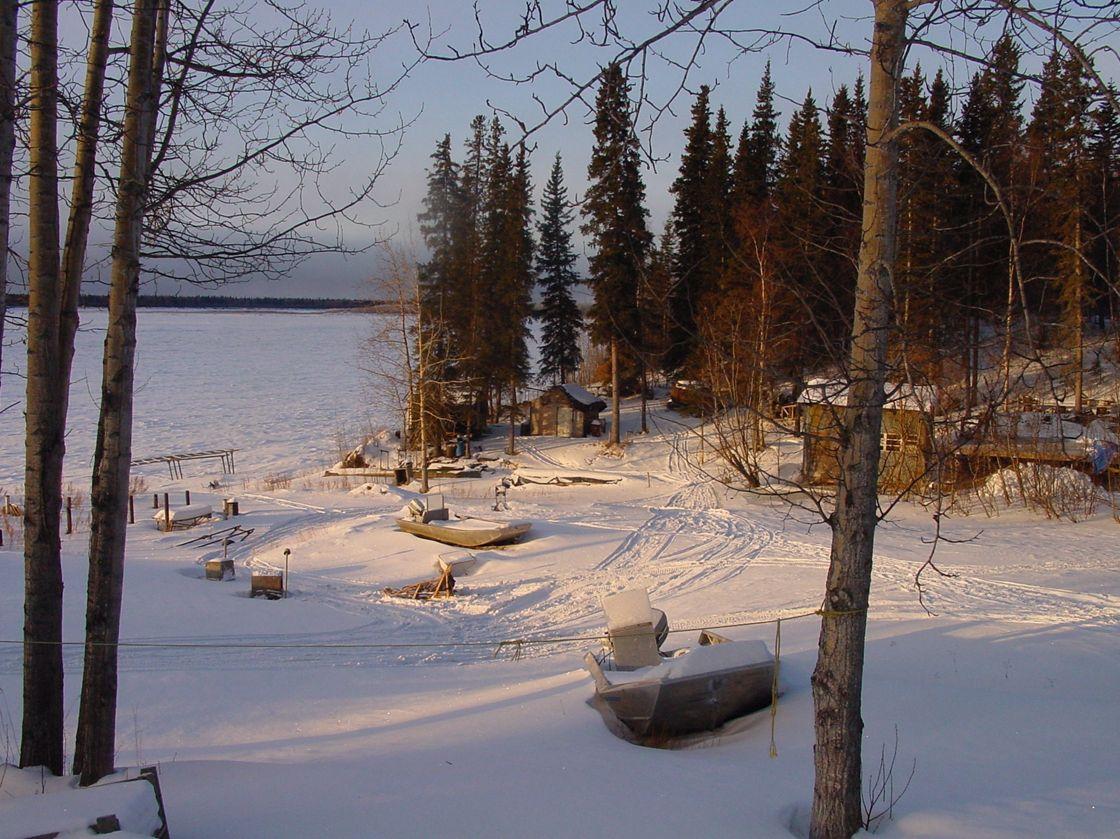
[797,377,936,412]
[553,383,606,410]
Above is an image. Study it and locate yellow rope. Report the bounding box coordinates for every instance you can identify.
[815,605,868,619]
[769,617,782,758]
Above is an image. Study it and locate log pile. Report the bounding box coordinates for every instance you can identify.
[383,568,455,600]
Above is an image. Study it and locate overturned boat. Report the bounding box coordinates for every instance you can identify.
[585,631,775,737]
[396,497,531,548]
[584,589,774,738]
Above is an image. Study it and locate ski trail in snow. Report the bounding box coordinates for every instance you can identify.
[239,492,350,514]
[516,439,566,469]
[746,533,1120,629]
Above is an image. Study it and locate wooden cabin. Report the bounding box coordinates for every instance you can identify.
[799,378,935,491]
[528,384,608,438]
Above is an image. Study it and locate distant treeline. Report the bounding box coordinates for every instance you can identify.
[4,293,382,311]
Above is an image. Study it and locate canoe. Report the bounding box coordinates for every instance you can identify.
[396,516,531,548]
[584,631,774,738]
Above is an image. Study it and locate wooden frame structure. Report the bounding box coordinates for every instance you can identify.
[131,448,238,479]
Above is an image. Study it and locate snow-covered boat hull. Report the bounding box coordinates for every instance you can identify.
[396,517,531,548]
[585,635,774,737]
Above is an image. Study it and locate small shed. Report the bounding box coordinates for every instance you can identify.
[528,384,608,438]
[798,378,935,490]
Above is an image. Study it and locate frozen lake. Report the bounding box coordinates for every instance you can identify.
[0,308,387,490]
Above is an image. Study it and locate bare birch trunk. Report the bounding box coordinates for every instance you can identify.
[610,338,620,445]
[74,0,167,785]
[810,1,906,836]
[21,0,66,777]
[0,0,17,400]
[639,364,647,434]
[507,378,517,455]
[1002,242,1015,393]
[60,0,115,390]
[1073,215,1084,415]
[411,281,430,493]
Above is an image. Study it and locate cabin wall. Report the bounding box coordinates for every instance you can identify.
[801,404,930,490]
[528,390,597,437]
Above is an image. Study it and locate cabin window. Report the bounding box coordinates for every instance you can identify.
[882,430,921,452]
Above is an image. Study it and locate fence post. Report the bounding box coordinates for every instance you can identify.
[129,494,135,524]
[163,493,170,531]
[66,497,72,535]
[152,493,159,509]
[185,489,191,506]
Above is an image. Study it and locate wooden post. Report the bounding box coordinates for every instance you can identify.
[152,493,158,509]
[283,548,291,598]
[184,489,190,506]
[163,493,169,531]
[128,494,134,524]
[65,497,72,535]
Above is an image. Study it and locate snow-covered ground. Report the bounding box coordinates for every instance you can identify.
[1,312,1119,838]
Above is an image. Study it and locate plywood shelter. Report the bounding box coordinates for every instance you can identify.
[528,384,607,438]
[798,378,935,490]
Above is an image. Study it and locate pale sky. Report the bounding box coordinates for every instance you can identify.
[39,0,1114,299]
[162,0,876,298]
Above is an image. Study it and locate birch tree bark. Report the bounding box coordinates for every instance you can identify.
[810,1,907,835]
[59,0,116,392]
[610,338,620,445]
[0,0,17,401]
[74,0,168,785]
[21,0,66,777]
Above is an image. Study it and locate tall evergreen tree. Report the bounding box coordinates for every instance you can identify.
[707,106,733,284]
[667,84,713,372]
[952,37,1023,405]
[417,134,460,313]
[773,90,827,375]
[823,84,863,339]
[507,143,536,387]
[536,153,583,384]
[582,64,652,445]
[452,114,489,422]
[479,117,513,400]
[732,61,781,207]
[1027,50,1094,407]
[1089,88,1120,328]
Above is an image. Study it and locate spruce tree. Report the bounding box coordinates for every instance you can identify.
[479,117,513,402]
[417,134,460,313]
[952,39,1023,405]
[773,90,827,375]
[823,84,862,340]
[453,114,489,419]
[667,84,713,373]
[732,61,781,207]
[707,106,733,284]
[1028,50,1094,407]
[582,64,652,445]
[1089,88,1120,328]
[728,65,781,315]
[536,153,583,384]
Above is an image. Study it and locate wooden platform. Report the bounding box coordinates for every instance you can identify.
[132,449,237,479]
